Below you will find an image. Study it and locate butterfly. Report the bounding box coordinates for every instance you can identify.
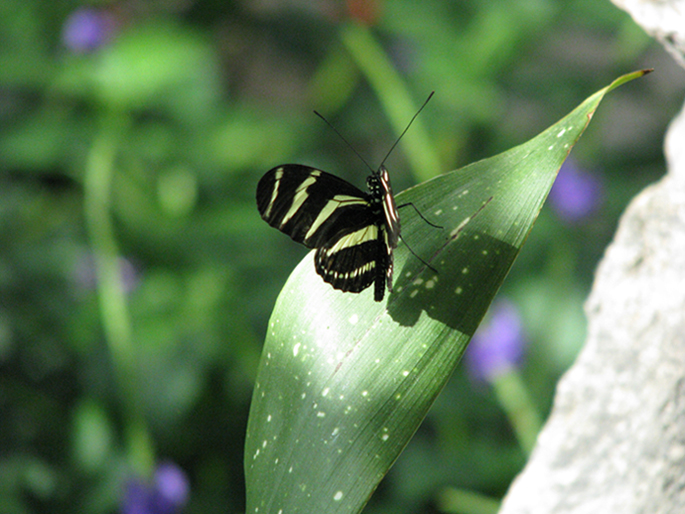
[257,162,399,302]
[257,93,436,302]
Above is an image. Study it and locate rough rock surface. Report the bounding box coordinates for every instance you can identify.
[498,2,685,512]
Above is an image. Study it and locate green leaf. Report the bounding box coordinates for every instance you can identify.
[245,70,650,514]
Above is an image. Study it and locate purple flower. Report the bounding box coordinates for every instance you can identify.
[122,462,189,514]
[549,160,603,223]
[73,253,140,295]
[153,463,190,513]
[122,480,152,514]
[466,299,526,382]
[62,8,116,53]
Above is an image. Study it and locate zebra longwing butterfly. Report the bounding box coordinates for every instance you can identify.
[256,163,399,302]
[257,94,435,302]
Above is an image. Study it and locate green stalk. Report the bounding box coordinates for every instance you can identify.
[340,22,443,182]
[492,370,543,455]
[83,110,154,476]
[437,486,500,514]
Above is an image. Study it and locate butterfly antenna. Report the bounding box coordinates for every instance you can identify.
[379,91,434,168]
[314,111,375,174]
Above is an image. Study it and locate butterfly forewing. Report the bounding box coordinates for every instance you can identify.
[257,165,371,247]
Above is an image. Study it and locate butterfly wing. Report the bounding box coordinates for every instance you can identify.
[257,164,392,301]
[257,165,373,248]
[314,223,388,297]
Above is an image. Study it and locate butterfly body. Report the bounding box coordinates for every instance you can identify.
[256,164,399,302]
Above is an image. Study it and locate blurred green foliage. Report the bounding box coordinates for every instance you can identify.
[0,1,681,513]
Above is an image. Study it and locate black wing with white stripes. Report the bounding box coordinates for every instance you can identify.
[256,164,399,301]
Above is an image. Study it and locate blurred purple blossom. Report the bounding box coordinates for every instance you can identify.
[466,299,526,382]
[74,253,140,295]
[122,462,190,514]
[549,159,603,223]
[154,463,190,511]
[62,8,117,53]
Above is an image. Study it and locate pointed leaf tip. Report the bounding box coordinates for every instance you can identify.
[606,68,653,93]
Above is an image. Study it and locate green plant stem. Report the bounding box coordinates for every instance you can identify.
[340,22,442,182]
[83,110,154,476]
[437,486,500,514]
[492,369,542,455]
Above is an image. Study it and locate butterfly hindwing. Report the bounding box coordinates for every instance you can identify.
[314,224,384,295]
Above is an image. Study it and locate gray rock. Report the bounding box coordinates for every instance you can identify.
[499,2,685,512]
